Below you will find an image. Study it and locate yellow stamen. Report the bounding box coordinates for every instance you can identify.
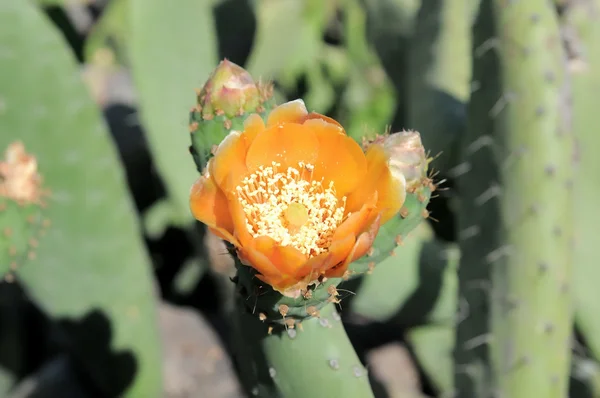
[235,161,346,257]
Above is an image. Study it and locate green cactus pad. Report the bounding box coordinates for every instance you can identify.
[0,1,162,396]
[347,177,434,278]
[456,1,574,397]
[0,199,47,280]
[563,0,600,365]
[346,220,458,395]
[348,223,457,323]
[129,0,218,224]
[407,0,473,171]
[490,1,574,396]
[84,0,129,67]
[407,325,455,396]
[245,0,328,82]
[232,301,375,398]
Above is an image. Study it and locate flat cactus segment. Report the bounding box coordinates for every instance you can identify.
[0,1,162,396]
[348,221,458,322]
[348,223,434,322]
[244,0,327,81]
[233,301,375,398]
[129,0,218,224]
[347,176,433,278]
[347,221,458,395]
[407,0,473,172]
[456,0,575,396]
[84,0,129,67]
[562,0,600,364]
[407,325,455,396]
[407,241,458,396]
[0,193,48,281]
[490,1,574,396]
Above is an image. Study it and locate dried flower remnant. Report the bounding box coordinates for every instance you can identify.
[0,142,47,205]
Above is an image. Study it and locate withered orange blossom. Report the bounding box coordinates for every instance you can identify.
[190,99,406,296]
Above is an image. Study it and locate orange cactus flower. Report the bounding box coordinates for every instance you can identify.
[189,99,406,296]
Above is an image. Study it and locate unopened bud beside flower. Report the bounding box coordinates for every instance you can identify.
[196,59,270,118]
[189,59,275,171]
[378,130,428,192]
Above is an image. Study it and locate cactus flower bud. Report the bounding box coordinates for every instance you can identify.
[196,59,270,119]
[189,59,275,172]
[379,130,428,192]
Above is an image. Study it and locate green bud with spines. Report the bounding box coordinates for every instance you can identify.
[196,59,262,118]
[188,59,276,172]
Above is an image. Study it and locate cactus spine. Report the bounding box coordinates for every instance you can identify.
[456,0,574,397]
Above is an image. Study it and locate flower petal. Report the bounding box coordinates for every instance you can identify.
[255,274,304,293]
[226,191,253,247]
[266,99,308,127]
[303,119,367,197]
[209,131,249,192]
[245,122,319,173]
[318,234,357,278]
[239,236,311,293]
[375,166,406,224]
[344,214,381,266]
[332,192,378,242]
[241,113,265,147]
[238,246,282,279]
[346,144,404,224]
[189,176,236,244]
[300,112,345,131]
[249,236,308,275]
[207,227,239,247]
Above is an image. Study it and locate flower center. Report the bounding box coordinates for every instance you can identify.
[236,161,346,257]
[283,202,309,232]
